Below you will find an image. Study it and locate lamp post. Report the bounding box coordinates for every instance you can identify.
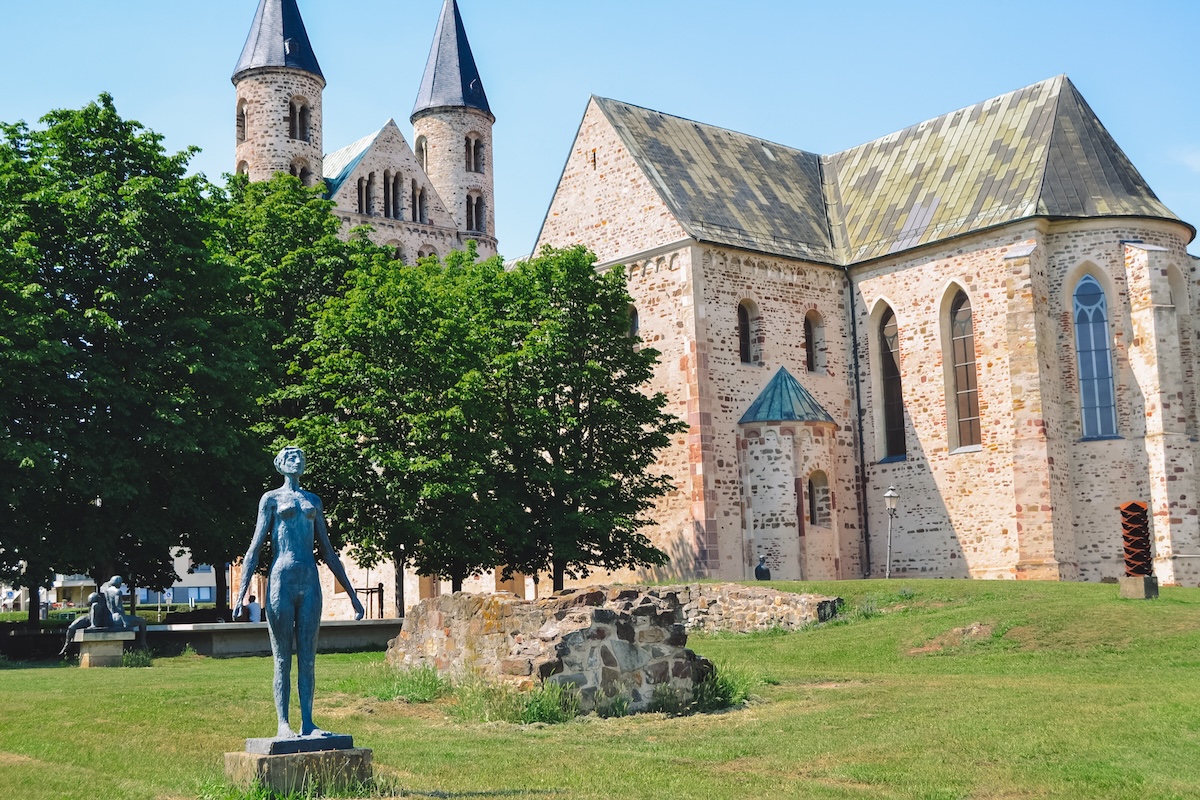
[883,485,899,579]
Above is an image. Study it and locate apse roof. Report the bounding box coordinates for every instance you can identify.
[739,367,836,426]
[233,0,323,82]
[595,76,1188,267]
[412,0,492,121]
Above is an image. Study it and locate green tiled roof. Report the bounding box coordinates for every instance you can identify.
[739,367,835,426]
[595,98,838,264]
[597,76,1188,267]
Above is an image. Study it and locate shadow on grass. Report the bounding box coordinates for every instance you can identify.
[405,791,565,798]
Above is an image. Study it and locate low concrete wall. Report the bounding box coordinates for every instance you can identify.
[148,619,402,657]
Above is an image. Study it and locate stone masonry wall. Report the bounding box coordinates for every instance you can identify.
[234,67,324,184]
[412,107,496,248]
[387,584,839,712]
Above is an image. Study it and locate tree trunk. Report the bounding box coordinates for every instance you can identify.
[552,558,566,592]
[214,563,229,614]
[392,551,405,618]
[451,573,463,594]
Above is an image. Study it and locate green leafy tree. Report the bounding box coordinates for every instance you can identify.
[0,95,264,621]
[496,246,685,590]
[288,245,513,594]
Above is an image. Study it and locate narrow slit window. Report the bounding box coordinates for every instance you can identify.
[880,307,906,458]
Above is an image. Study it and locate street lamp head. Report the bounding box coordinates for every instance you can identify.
[883,485,899,513]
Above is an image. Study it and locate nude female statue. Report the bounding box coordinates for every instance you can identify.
[234,447,364,739]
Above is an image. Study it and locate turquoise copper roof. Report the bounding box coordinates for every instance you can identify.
[739,367,835,425]
[233,0,324,82]
[323,127,384,197]
[412,0,493,122]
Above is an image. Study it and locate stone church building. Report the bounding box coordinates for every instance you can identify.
[233,0,496,263]
[536,79,1200,587]
[233,1,1200,614]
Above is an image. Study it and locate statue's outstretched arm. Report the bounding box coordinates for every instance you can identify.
[234,493,273,619]
[314,498,366,620]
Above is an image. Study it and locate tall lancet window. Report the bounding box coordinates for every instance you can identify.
[949,292,980,448]
[1074,274,1118,438]
[880,306,906,459]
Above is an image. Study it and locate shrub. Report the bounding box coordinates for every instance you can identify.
[521,681,580,724]
[595,689,631,719]
[123,648,153,668]
[649,683,687,715]
[692,660,754,712]
[380,665,451,703]
[451,678,582,725]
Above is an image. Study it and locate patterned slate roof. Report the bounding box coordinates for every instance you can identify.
[596,76,1187,267]
[595,98,837,264]
[412,0,492,121]
[233,0,323,82]
[323,127,384,197]
[739,367,835,425]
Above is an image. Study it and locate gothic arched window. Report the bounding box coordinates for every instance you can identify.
[949,292,980,448]
[1074,274,1118,438]
[879,306,906,459]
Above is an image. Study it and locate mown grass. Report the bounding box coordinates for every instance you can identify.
[2,579,1199,799]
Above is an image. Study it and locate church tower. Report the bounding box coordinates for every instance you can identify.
[232,0,325,186]
[412,0,497,252]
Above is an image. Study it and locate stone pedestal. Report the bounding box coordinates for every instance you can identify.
[1119,575,1160,600]
[75,630,135,668]
[225,737,371,796]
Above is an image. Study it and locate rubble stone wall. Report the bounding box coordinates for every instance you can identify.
[386,584,839,713]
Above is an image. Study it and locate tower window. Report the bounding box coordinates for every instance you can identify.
[1074,274,1118,439]
[289,98,311,142]
[466,193,485,233]
[466,133,484,173]
[383,171,393,219]
[366,172,377,216]
[357,177,366,215]
[236,100,248,145]
[415,137,428,172]
[236,161,249,176]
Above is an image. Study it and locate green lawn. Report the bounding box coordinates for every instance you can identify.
[2,579,1199,799]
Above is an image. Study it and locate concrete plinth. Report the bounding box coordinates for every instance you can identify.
[75,631,135,668]
[225,749,372,795]
[1119,575,1160,600]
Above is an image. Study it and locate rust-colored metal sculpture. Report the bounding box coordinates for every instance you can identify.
[1121,501,1153,577]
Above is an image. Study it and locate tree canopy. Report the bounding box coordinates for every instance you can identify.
[0,95,266,619]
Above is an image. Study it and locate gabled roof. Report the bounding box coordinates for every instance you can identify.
[594,98,837,265]
[825,75,1183,263]
[233,0,323,83]
[412,0,492,121]
[739,367,835,426]
[591,76,1188,267]
[323,127,385,197]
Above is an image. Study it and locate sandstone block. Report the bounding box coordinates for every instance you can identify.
[225,749,372,796]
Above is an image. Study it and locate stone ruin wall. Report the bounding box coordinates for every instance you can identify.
[387,584,840,713]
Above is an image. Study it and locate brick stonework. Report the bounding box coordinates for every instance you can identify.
[412,107,497,256]
[536,102,1200,588]
[234,68,325,185]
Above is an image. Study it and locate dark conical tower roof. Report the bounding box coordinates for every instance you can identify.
[412,0,492,121]
[233,0,324,83]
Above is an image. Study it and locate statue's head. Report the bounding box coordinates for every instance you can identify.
[274,446,306,477]
[109,576,123,588]
[87,592,101,605]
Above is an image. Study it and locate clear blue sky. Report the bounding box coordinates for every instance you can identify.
[4,1,1199,257]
